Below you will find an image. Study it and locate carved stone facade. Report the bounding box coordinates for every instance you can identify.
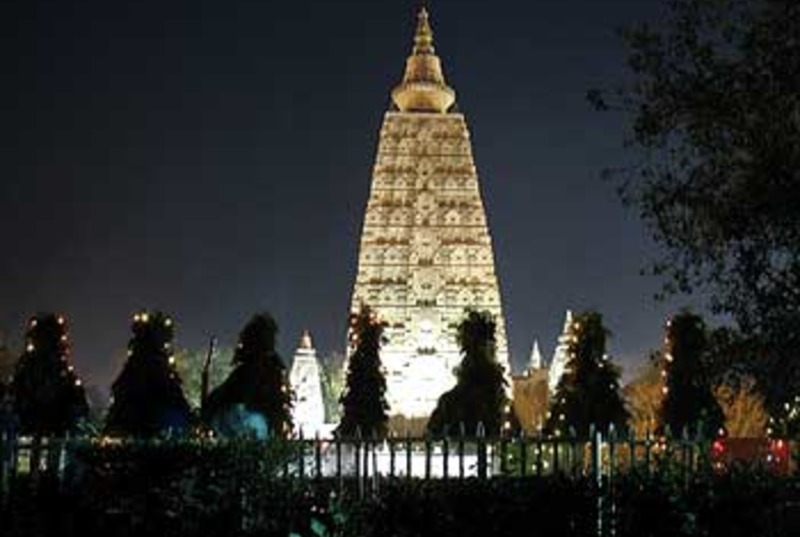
[350,9,509,420]
[289,331,326,436]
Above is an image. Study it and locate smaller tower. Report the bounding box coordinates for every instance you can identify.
[548,311,574,393]
[529,339,543,372]
[289,330,325,437]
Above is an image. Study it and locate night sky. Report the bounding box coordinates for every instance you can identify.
[2,0,704,393]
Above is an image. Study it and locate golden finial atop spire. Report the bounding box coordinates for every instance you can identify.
[413,7,435,55]
[391,6,456,114]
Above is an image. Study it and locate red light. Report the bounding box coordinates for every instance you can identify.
[712,439,726,455]
[770,439,788,456]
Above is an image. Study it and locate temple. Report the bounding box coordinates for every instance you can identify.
[349,8,510,420]
[289,331,326,436]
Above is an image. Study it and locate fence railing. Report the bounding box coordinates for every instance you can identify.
[2,428,795,489]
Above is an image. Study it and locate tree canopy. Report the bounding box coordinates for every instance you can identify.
[427,310,509,437]
[203,313,293,438]
[337,306,389,439]
[11,313,88,437]
[546,312,628,438]
[658,312,725,437]
[105,311,191,437]
[174,343,233,410]
[591,0,800,412]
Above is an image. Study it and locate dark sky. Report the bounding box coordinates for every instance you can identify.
[2,0,703,392]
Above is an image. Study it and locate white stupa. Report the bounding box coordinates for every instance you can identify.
[289,330,325,437]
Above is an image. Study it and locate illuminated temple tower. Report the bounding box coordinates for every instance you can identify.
[350,8,509,420]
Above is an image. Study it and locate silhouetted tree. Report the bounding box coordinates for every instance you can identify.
[105,311,191,437]
[427,310,509,437]
[590,0,800,412]
[658,312,724,437]
[338,306,389,439]
[12,313,88,436]
[546,312,628,438]
[203,313,293,438]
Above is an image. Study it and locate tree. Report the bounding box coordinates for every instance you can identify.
[319,350,346,424]
[203,313,293,438]
[512,371,549,434]
[658,312,724,437]
[174,345,233,410]
[11,313,88,436]
[546,312,628,438]
[105,311,191,437]
[427,310,509,437]
[338,306,389,439]
[623,359,663,437]
[715,377,768,437]
[590,0,800,412]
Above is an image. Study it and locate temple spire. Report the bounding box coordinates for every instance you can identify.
[413,7,435,55]
[299,329,313,350]
[529,339,543,371]
[391,7,456,113]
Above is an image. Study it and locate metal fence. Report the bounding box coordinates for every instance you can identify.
[2,429,798,537]
[2,428,795,489]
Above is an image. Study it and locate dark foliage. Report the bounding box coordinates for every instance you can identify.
[203,313,293,438]
[11,313,88,437]
[428,310,509,437]
[590,0,800,413]
[546,311,628,438]
[659,312,725,437]
[105,311,191,437]
[1,441,799,537]
[338,305,389,439]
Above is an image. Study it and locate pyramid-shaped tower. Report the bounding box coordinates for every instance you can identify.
[350,8,509,420]
[548,310,574,393]
[289,330,326,436]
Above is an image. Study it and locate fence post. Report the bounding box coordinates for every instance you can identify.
[355,427,363,500]
[592,426,603,537]
[297,430,305,482]
[335,433,342,490]
[370,437,379,497]
[389,432,396,478]
[608,424,616,481]
[476,422,487,479]
[405,431,412,479]
[568,426,578,477]
[315,432,322,480]
[442,428,450,480]
[535,433,543,477]
[458,422,465,479]
[553,434,560,475]
[681,426,690,491]
[364,436,372,496]
[500,433,508,476]
[608,424,617,537]
[424,435,432,479]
